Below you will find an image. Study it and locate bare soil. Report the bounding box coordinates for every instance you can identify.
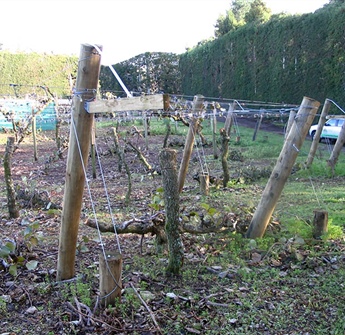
[0,120,344,335]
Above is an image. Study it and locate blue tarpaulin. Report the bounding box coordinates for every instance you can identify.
[0,99,57,131]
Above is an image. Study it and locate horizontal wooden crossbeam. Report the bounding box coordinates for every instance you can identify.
[86,94,169,113]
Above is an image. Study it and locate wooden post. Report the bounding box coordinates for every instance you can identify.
[246,97,320,238]
[327,121,345,175]
[91,118,97,179]
[212,105,218,159]
[285,110,296,139]
[178,95,204,193]
[200,172,210,195]
[57,44,102,281]
[252,112,263,141]
[99,251,122,307]
[32,107,38,161]
[312,210,328,239]
[159,148,184,275]
[144,111,149,150]
[306,99,331,167]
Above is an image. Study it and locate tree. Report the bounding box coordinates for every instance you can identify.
[214,10,238,37]
[244,0,271,24]
[232,0,254,24]
[214,0,262,37]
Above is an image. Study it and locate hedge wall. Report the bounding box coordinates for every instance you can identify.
[179,2,345,105]
[0,52,78,98]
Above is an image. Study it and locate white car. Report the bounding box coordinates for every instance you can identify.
[309,118,345,142]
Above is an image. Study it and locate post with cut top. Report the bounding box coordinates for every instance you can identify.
[99,251,123,306]
[246,97,320,239]
[57,44,102,281]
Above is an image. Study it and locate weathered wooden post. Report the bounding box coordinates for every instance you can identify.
[32,107,38,161]
[160,148,184,275]
[252,112,263,141]
[178,95,204,193]
[327,121,345,175]
[312,210,328,239]
[99,251,122,306]
[306,99,331,167]
[246,97,320,239]
[285,110,296,139]
[91,118,97,179]
[212,104,218,159]
[57,44,102,281]
[200,172,210,195]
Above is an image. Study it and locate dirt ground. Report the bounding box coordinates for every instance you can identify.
[1,118,344,335]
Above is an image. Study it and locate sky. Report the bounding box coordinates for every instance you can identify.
[0,0,330,65]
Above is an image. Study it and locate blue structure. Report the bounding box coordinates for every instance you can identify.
[0,99,57,131]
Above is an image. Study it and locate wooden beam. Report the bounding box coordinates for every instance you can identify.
[86,94,168,113]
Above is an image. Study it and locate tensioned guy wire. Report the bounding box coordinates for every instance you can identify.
[69,105,122,295]
[93,135,122,254]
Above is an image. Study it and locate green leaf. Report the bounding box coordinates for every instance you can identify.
[5,241,16,253]
[208,207,218,216]
[0,245,11,258]
[26,260,38,270]
[200,203,210,211]
[9,264,18,277]
[23,226,33,237]
[156,187,164,193]
[31,222,40,230]
[29,236,38,247]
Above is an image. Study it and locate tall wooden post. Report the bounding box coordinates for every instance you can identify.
[57,44,102,281]
[285,110,296,139]
[246,97,320,239]
[212,105,218,159]
[178,95,204,193]
[252,112,263,141]
[32,107,38,161]
[306,99,331,167]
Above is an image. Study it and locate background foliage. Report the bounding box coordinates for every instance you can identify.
[0,1,344,106]
[0,52,77,98]
[99,52,181,97]
[179,1,345,105]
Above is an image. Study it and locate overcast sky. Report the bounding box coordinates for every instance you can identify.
[0,0,329,64]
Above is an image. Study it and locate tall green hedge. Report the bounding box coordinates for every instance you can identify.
[0,52,78,98]
[179,2,345,105]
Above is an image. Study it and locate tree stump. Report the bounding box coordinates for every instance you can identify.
[313,210,328,239]
[99,251,123,307]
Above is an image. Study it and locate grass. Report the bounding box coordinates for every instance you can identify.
[1,116,345,334]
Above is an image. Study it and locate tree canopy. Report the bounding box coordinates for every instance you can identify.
[214,0,271,37]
